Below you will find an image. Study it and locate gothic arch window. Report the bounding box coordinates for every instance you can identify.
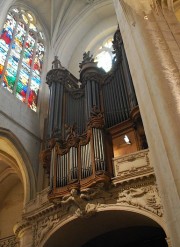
[0,7,45,111]
[94,37,115,73]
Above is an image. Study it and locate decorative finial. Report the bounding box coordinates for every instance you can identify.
[79,51,94,69]
[52,56,65,69]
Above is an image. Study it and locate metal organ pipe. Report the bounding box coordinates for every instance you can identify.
[117,68,127,120]
[53,83,60,128]
[80,142,92,179]
[115,69,125,121]
[87,142,91,176]
[122,46,137,109]
[47,84,55,138]
[120,65,130,118]
[113,70,123,123]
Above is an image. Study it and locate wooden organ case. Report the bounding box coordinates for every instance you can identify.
[41,28,147,201]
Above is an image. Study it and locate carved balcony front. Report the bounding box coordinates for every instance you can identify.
[112,149,154,185]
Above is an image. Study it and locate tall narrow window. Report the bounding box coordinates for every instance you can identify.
[94,37,115,73]
[0,8,45,111]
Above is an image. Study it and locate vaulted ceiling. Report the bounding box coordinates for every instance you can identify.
[12,0,117,76]
[12,0,180,75]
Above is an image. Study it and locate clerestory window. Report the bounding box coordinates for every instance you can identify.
[0,7,45,112]
[94,37,115,73]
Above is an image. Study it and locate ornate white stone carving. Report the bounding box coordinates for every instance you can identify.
[15,149,164,246]
[59,185,106,217]
[35,214,60,246]
[117,184,163,216]
[113,149,153,182]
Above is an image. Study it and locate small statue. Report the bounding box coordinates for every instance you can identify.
[79,51,94,69]
[52,56,64,69]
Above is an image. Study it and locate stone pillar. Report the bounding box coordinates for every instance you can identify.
[113,1,180,246]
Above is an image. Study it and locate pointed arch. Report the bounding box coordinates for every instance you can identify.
[0,127,36,203]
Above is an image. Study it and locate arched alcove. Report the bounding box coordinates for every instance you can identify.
[0,128,36,238]
[0,128,36,203]
[43,210,167,247]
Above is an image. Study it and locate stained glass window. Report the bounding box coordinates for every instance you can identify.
[0,8,45,111]
[94,38,114,73]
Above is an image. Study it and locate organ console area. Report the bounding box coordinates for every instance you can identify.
[40,28,148,201]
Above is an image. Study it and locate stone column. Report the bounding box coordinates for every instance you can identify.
[113,1,180,246]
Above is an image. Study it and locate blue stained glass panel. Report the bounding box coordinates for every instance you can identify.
[0,13,16,80]
[16,62,30,99]
[22,32,35,68]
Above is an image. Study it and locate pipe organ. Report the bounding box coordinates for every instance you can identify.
[41,28,147,201]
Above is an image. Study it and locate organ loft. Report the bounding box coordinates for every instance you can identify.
[41,28,147,201]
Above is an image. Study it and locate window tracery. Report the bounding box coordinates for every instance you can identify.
[0,7,45,111]
[94,37,115,72]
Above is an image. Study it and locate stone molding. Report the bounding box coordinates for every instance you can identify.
[15,174,164,246]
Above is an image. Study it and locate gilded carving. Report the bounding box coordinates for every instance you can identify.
[87,106,104,129]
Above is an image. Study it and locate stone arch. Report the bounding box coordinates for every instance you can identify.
[41,205,168,247]
[0,127,36,203]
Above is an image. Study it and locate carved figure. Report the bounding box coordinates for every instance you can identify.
[61,188,99,217]
[82,51,94,63]
[52,56,64,69]
[79,51,94,69]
